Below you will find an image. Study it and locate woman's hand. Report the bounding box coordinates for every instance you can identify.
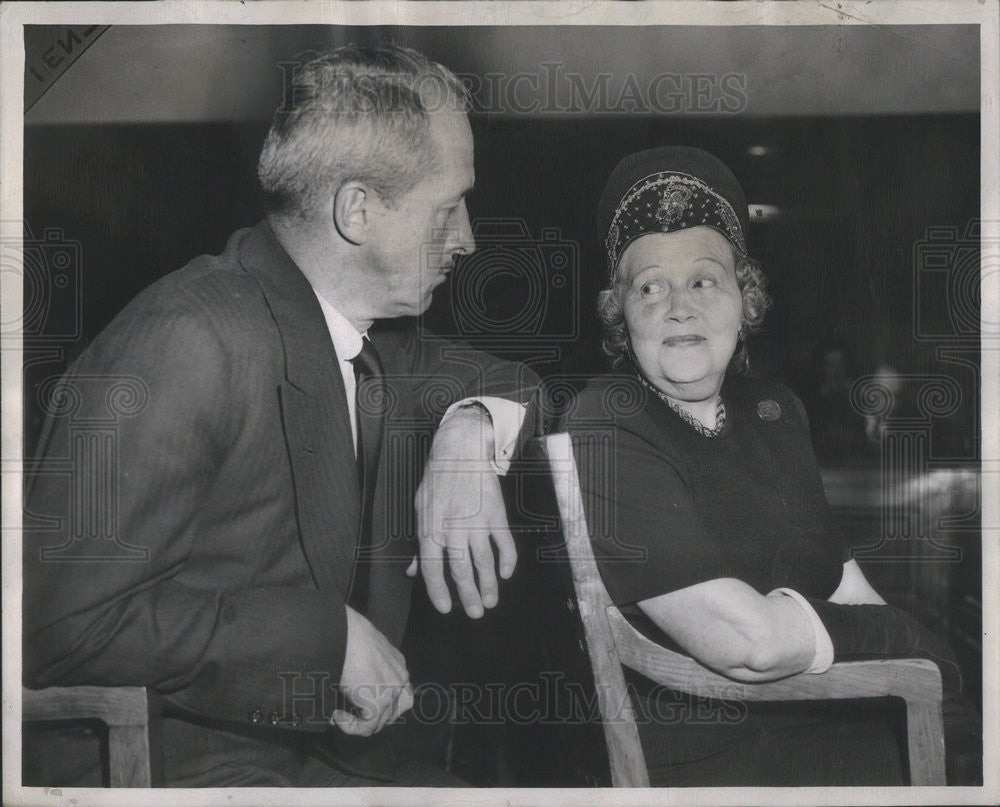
[637,577,817,682]
[828,560,887,605]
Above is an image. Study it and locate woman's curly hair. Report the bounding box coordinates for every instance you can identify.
[597,248,772,375]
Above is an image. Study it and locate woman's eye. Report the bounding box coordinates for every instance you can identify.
[640,282,663,296]
[692,278,717,289]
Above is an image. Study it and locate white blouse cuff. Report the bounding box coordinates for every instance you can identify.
[768,587,835,674]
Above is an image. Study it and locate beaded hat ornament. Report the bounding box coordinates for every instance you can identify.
[597,146,750,277]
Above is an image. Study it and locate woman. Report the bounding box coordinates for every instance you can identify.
[562,146,980,786]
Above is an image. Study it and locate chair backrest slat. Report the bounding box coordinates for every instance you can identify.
[543,431,649,787]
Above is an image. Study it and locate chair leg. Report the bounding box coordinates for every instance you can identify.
[107,725,152,787]
[904,699,946,785]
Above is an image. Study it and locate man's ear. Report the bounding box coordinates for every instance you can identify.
[333,182,370,245]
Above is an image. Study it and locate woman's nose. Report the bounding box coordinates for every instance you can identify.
[665,288,696,321]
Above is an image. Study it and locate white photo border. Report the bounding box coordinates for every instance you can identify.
[2,2,997,806]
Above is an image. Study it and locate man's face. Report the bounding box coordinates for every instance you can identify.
[365,110,476,319]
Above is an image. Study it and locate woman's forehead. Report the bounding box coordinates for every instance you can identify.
[620,227,736,273]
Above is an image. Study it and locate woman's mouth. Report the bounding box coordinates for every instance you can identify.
[662,335,706,347]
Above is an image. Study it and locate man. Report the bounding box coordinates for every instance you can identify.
[23,44,538,786]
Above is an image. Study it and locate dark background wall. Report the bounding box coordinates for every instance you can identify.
[23,113,981,459]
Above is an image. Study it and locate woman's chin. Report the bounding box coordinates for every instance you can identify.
[653,365,724,391]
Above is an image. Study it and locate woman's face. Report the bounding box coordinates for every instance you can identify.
[620,227,743,401]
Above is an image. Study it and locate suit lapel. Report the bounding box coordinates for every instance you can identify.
[239,222,361,594]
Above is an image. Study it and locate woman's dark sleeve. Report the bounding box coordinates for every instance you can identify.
[804,596,982,784]
[570,425,746,606]
[804,598,964,693]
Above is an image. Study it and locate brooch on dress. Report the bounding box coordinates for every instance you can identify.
[757,399,781,421]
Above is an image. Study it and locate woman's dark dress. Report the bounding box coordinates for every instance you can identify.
[562,369,977,785]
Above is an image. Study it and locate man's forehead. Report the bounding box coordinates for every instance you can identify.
[428,111,475,185]
[428,109,474,151]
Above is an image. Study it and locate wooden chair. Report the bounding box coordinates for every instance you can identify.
[22,685,157,787]
[540,431,947,787]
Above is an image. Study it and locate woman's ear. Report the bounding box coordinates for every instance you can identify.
[333,182,369,245]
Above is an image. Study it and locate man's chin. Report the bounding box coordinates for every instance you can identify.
[421,282,447,308]
[402,295,436,320]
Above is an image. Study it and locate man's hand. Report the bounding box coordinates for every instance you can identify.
[408,404,516,618]
[332,606,413,736]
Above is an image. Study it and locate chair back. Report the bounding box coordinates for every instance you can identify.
[541,431,649,786]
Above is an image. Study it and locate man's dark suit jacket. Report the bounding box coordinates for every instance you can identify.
[23,222,539,785]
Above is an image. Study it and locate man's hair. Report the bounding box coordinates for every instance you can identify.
[257,43,470,219]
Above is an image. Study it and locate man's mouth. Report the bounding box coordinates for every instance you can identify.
[662,335,706,347]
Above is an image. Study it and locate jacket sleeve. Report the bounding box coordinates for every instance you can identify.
[375,323,544,450]
[23,295,346,732]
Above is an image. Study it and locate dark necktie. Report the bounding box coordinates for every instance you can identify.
[348,336,385,612]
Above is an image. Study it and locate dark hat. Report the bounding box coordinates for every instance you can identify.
[597,146,750,277]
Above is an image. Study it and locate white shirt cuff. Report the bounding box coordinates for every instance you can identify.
[768,587,835,674]
[441,397,527,475]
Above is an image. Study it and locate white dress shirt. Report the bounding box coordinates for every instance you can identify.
[313,292,526,471]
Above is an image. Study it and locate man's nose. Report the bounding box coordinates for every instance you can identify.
[451,204,475,257]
